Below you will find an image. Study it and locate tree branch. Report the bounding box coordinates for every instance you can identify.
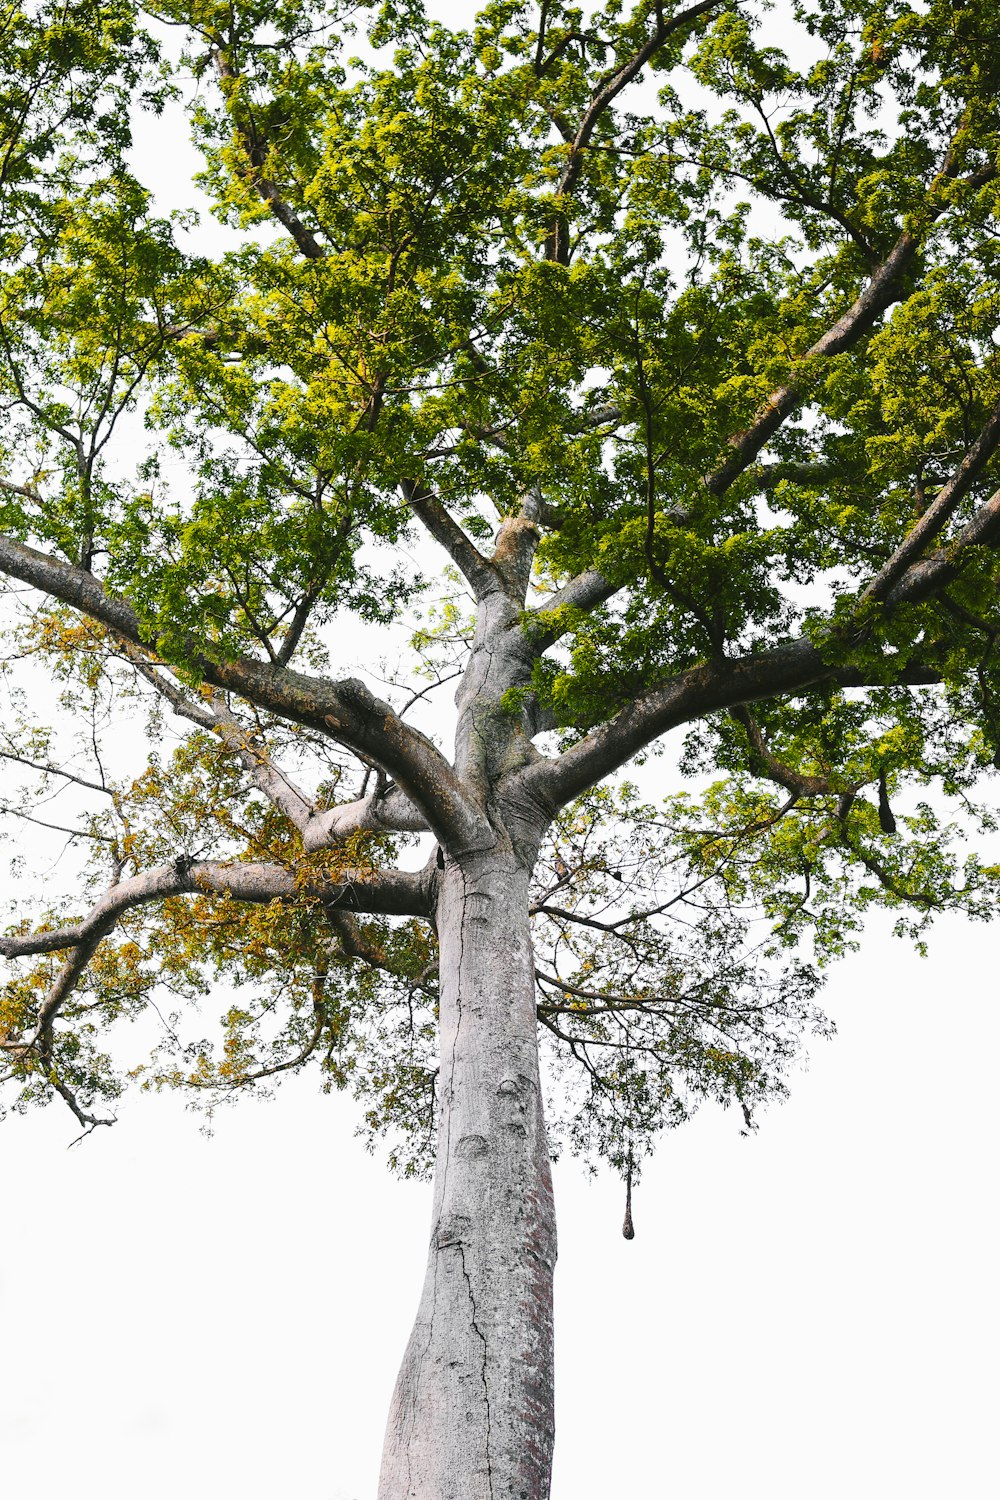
[206,694,319,831]
[213,50,327,260]
[322,906,429,982]
[729,705,854,798]
[123,648,430,846]
[746,460,846,492]
[305,786,430,847]
[0,860,433,1128]
[527,570,620,651]
[510,533,969,812]
[275,581,323,667]
[205,701,429,846]
[119,645,219,728]
[493,512,541,600]
[208,696,428,847]
[0,801,115,842]
[0,748,111,795]
[548,0,725,263]
[0,477,42,502]
[0,533,491,853]
[705,144,996,498]
[881,482,1000,608]
[862,393,1000,604]
[0,857,433,968]
[400,479,502,600]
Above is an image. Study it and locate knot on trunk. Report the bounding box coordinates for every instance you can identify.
[433,1213,472,1249]
[496,1073,533,1097]
[456,1133,490,1160]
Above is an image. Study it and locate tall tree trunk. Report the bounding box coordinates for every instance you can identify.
[378,843,557,1499]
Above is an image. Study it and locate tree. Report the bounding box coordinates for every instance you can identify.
[2,0,999,1493]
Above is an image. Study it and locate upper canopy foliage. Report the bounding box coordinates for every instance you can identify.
[2,0,1000,1172]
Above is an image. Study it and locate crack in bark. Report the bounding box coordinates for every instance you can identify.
[457,1241,494,1500]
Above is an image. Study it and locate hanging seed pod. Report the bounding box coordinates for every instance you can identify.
[622,1158,635,1240]
[878,769,897,834]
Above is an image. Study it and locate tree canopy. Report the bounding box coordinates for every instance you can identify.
[2,0,1000,1178]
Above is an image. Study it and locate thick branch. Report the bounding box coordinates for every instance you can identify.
[512,534,971,812]
[862,394,1000,603]
[213,51,326,260]
[707,236,921,494]
[122,657,429,845]
[209,703,428,846]
[0,477,41,502]
[882,483,1000,607]
[540,154,984,546]
[401,479,501,600]
[493,513,541,600]
[275,582,323,667]
[729,705,854,798]
[527,569,620,651]
[0,857,433,966]
[207,695,318,831]
[0,861,432,1128]
[305,786,429,848]
[705,150,995,498]
[520,368,1000,810]
[747,460,846,491]
[0,533,491,852]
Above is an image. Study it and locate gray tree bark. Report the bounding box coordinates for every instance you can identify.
[378,841,557,1500]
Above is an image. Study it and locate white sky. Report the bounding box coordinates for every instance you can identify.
[2,910,996,1499]
[1,4,997,1496]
